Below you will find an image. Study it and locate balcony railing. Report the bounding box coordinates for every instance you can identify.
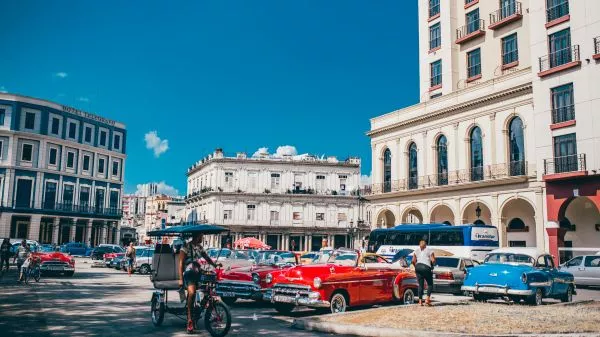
[546,0,569,23]
[1,201,123,218]
[551,104,575,124]
[538,45,580,73]
[456,19,485,43]
[544,154,586,175]
[489,2,522,29]
[368,161,530,195]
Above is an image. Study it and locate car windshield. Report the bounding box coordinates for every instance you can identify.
[391,249,414,263]
[327,251,358,266]
[484,253,535,266]
[207,248,232,259]
[40,246,55,253]
[257,251,296,265]
[435,257,460,268]
[301,253,315,259]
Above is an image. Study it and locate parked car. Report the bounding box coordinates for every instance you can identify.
[265,249,418,314]
[34,250,75,276]
[432,256,478,294]
[299,252,318,265]
[133,248,154,275]
[90,245,124,261]
[205,248,256,270]
[461,248,575,305]
[61,242,90,256]
[560,255,600,287]
[110,255,125,270]
[216,250,299,304]
[9,240,40,257]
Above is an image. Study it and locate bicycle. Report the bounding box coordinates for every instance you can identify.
[23,259,41,284]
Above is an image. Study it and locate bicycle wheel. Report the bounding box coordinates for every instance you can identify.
[204,301,231,337]
[34,267,41,282]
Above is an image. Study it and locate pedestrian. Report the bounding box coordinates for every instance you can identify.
[412,239,436,306]
[14,240,30,282]
[1,238,11,272]
[125,243,136,277]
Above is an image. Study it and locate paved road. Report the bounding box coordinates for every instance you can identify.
[0,258,345,337]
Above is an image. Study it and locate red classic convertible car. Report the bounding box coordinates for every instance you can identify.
[216,250,298,305]
[33,250,75,276]
[265,249,417,314]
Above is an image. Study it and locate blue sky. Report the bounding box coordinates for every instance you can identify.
[0,1,419,195]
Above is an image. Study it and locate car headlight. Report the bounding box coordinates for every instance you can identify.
[521,273,527,283]
[265,273,273,284]
[313,277,322,289]
[252,273,260,284]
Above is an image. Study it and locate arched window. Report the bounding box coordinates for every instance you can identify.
[508,218,526,231]
[383,149,392,193]
[437,135,448,186]
[408,143,418,190]
[508,117,525,176]
[470,127,483,181]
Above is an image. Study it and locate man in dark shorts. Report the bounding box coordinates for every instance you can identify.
[178,232,221,333]
[412,239,436,306]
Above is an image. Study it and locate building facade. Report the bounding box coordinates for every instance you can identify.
[185,149,367,251]
[366,0,600,261]
[0,93,126,246]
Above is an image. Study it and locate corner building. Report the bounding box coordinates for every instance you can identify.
[184,149,367,251]
[0,93,126,246]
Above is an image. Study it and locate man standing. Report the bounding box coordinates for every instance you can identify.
[125,243,136,277]
[1,238,11,272]
[14,240,30,282]
[412,239,436,306]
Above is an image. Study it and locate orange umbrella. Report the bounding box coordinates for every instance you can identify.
[233,237,271,249]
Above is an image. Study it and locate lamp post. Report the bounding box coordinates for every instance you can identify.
[475,203,482,220]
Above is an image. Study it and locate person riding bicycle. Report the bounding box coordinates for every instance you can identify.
[178,232,221,334]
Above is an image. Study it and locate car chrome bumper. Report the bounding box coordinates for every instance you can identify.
[264,289,330,308]
[216,281,263,300]
[462,285,533,296]
[40,265,75,272]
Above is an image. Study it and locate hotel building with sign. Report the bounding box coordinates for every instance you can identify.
[366,0,600,261]
[184,149,367,251]
[0,93,126,246]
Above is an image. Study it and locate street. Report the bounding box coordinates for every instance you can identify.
[1,258,599,337]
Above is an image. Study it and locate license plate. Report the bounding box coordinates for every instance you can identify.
[221,292,236,298]
[50,266,64,271]
[273,295,295,303]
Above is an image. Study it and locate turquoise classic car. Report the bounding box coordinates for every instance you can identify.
[461,248,575,305]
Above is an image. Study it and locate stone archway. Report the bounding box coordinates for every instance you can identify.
[376,209,396,228]
[402,207,423,224]
[430,204,455,225]
[558,197,600,262]
[500,198,536,248]
[462,201,492,226]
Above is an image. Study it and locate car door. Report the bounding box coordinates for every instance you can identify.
[359,255,387,303]
[545,255,567,295]
[561,256,584,284]
[582,256,600,286]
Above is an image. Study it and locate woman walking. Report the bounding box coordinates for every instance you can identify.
[412,239,436,306]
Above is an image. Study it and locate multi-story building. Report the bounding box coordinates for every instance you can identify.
[366,0,600,261]
[0,93,126,246]
[529,0,600,260]
[165,198,185,225]
[136,182,158,197]
[185,149,367,251]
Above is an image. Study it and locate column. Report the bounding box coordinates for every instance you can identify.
[52,218,60,245]
[454,198,462,225]
[70,219,77,242]
[534,190,546,251]
[28,214,42,241]
[489,114,497,165]
[307,234,312,251]
[86,220,92,246]
[101,223,108,244]
[115,223,121,246]
[491,195,501,246]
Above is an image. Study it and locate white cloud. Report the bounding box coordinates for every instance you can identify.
[252,147,269,158]
[78,97,90,102]
[54,72,68,78]
[0,86,6,93]
[135,181,179,196]
[360,174,372,188]
[144,131,169,157]
[274,145,297,158]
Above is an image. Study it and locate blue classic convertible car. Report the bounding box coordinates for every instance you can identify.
[461,248,575,305]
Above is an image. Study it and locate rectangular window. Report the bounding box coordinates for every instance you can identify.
[293,212,302,221]
[553,133,577,173]
[51,117,60,135]
[337,213,347,221]
[467,48,481,78]
[551,83,575,124]
[22,143,33,162]
[430,93,442,99]
[247,205,256,220]
[270,211,279,221]
[546,0,569,22]
[112,161,119,176]
[98,158,105,174]
[429,23,441,50]
[82,155,91,171]
[509,241,527,248]
[339,175,347,191]
[0,108,6,126]
[49,148,58,166]
[502,33,518,65]
[223,210,232,220]
[316,175,326,191]
[68,122,77,139]
[466,9,480,34]
[43,181,57,209]
[24,112,35,130]
[66,152,75,168]
[430,60,442,87]
[84,126,92,143]
[109,190,119,210]
[270,173,281,190]
[79,186,90,207]
[0,140,3,159]
[248,172,257,190]
[224,172,233,187]
[99,130,107,146]
[63,184,74,205]
[316,213,325,221]
[113,134,121,150]
[548,28,572,68]
[429,0,440,18]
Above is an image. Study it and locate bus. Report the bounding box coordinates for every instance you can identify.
[367,223,499,262]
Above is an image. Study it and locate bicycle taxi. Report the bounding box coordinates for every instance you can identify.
[148,224,232,337]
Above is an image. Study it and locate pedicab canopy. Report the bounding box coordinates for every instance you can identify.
[147,224,228,237]
[234,237,270,249]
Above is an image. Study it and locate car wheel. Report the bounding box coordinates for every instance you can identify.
[561,286,573,303]
[528,288,543,306]
[139,264,151,275]
[473,293,488,302]
[402,288,415,305]
[273,303,294,315]
[330,292,348,314]
[222,297,237,306]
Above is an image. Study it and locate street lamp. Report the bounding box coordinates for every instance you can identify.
[475,203,482,219]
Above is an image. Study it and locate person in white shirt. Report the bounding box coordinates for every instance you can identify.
[412,239,436,306]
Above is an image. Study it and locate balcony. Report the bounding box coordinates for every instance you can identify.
[543,154,587,181]
[594,37,600,60]
[367,161,530,196]
[538,45,581,77]
[0,201,123,219]
[550,105,575,128]
[546,1,569,28]
[488,2,522,30]
[456,19,485,45]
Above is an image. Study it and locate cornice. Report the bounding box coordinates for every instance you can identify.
[187,158,360,177]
